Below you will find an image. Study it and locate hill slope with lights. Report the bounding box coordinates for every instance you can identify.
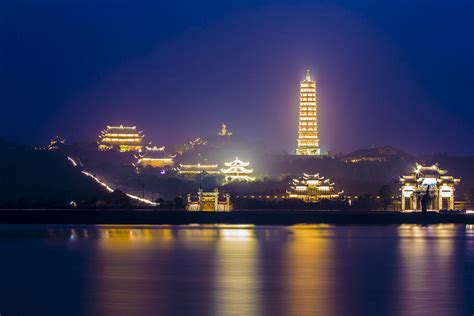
[0,139,109,208]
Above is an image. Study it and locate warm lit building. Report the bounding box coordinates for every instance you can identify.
[221,157,255,182]
[186,188,233,211]
[135,146,175,168]
[400,163,461,211]
[296,69,320,155]
[177,163,221,175]
[98,125,144,152]
[287,173,342,202]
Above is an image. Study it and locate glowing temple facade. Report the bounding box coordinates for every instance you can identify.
[400,163,461,211]
[177,163,220,175]
[221,157,255,182]
[186,188,233,211]
[135,146,175,168]
[296,69,320,156]
[288,173,342,202]
[98,125,144,152]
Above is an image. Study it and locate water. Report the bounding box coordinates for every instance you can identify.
[0,224,473,316]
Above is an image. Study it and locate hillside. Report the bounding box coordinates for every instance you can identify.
[0,140,108,207]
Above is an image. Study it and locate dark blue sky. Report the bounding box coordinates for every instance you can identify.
[1,0,473,154]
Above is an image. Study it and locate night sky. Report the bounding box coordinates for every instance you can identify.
[1,0,473,154]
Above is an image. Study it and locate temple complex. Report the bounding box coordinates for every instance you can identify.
[177,163,220,175]
[287,173,342,202]
[296,69,320,155]
[135,146,175,168]
[98,125,144,152]
[221,157,255,182]
[186,188,233,211]
[400,163,461,211]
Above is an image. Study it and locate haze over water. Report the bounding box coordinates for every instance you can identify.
[0,224,473,315]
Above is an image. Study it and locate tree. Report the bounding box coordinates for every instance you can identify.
[353,194,377,210]
[465,187,474,204]
[174,196,184,209]
[378,185,393,210]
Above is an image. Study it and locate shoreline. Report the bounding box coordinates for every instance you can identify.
[0,210,473,225]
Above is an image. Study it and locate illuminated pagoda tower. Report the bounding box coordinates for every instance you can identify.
[221,157,255,182]
[98,125,144,152]
[296,69,320,155]
[135,146,175,168]
[400,163,461,211]
[288,173,342,202]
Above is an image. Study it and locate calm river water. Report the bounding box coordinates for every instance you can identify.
[0,224,473,316]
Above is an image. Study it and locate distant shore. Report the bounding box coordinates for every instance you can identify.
[0,210,473,225]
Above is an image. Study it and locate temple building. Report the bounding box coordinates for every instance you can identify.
[287,173,342,202]
[135,146,175,168]
[296,69,320,156]
[400,163,461,211]
[98,125,144,152]
[177,163,220,175]
[221,157,255,182]
[186,188,233,211]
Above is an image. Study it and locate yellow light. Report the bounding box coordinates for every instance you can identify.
[221,157,255,182]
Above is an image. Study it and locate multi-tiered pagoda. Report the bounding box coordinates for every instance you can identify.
[296,69,320,155]
[288,173,342,202]
[400,163,461,211]
[98,125,144,152]
[221,157,255,182]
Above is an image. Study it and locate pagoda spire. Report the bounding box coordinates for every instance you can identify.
[305,68,311,81]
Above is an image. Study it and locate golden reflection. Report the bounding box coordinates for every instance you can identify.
[94,227,173,250]
[220,228,252,240]
[88,226,176,316]
[214,228,260,316]
[397,225,458,316]
[283,225,335,315]
[177,226,219,240]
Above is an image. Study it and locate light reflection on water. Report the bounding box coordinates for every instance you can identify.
[0,224,473,316]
